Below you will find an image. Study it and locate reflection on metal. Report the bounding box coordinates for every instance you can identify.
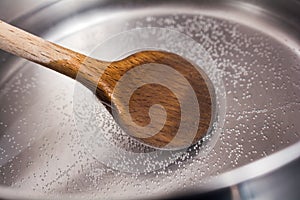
[231,185,241,200]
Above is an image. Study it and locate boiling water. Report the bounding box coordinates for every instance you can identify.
[0,4,299,200]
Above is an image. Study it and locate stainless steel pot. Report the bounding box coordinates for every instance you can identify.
[0,0,299,199]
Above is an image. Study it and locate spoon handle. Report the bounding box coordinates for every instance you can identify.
[0,20,106,79]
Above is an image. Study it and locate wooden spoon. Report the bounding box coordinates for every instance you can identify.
[0,20,213,150]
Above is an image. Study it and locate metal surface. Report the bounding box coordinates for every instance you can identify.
[0,0,299,199]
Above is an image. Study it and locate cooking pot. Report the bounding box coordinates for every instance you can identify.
[0,0,299,199]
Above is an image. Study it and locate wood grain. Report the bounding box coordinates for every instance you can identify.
[0,20,213,150]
